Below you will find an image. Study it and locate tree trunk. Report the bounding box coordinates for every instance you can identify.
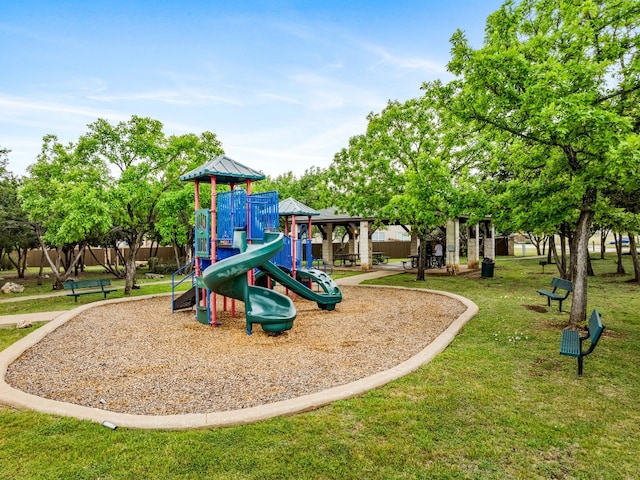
[37,245,45,286]
[19,248,28,278]
[551,237,567,278]
[124,239,142,295]
[559,231,568,278]
[124,255,137,296]
[599,229,608,260]
[42,245,83,290]
[568,210,594,327]
[173,239,181,269]
[7,249,27,278]
[33,225,84,289]
[416,233,427,281]
[614,232,625,274]
[628,233,640,282]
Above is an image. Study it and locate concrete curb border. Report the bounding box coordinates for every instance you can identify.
[0,285,478,430]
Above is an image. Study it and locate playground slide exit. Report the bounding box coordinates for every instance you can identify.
[258,261,342,311]
[202,231,296,334]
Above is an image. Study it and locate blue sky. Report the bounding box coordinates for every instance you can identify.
[1,1,504,177]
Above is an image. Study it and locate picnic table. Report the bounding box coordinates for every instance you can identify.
[372,251,389,265]
[333,253,360,267]
[403,255,419,270]
[402,254,439,270]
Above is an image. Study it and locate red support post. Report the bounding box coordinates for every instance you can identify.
[210,175,217,326]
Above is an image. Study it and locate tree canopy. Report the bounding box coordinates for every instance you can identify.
[448,0,640,325]
[19,116,224,293]
[327,81,466,278]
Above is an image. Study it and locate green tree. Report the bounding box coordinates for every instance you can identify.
[155,184,194,268]
[448,0,640,326]
[19,136,112,288]
[606,135,640,280]
[329,81,462,280]
[256,167,333,210]
[0,148,37,276]
[77,116,224,294]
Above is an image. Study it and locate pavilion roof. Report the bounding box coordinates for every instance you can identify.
[180,155,265,184]
[278,197,319,217]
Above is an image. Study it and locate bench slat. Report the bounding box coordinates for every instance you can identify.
[560,330,580,357]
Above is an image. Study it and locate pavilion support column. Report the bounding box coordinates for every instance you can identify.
[467,224,480,269]
[508,236,515,256]
[446,218,460,273]
[483,221,496,260]
[322,224,334,264]
[359,220,371,271]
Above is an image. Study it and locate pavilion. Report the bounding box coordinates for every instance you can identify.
[308,208,496,272]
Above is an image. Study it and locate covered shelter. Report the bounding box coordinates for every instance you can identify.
[309,208,495,272]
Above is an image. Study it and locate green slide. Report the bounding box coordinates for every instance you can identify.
[258,262,342,311]
[202,231,296,334]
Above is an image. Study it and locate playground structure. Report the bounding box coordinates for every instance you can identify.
[172,155,342,334]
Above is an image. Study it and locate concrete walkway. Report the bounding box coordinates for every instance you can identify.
[0,279,174,328]
[0,271,478,429]
[0,311,65,328]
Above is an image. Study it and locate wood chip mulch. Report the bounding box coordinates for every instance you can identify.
[5,286,466,415]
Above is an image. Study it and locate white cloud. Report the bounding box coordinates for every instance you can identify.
[87,89,244,106]
[0,95,120,119]
[256,92,302,105]
[357,40,448,77]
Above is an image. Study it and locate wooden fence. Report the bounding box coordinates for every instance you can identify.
[25,246,177,268]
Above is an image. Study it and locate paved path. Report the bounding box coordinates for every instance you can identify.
[0,280,174,328]
[0,311,65,328]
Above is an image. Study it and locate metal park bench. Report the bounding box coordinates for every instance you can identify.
[63,279,117,302]
[537,277,573,312]
[560,308,605,376]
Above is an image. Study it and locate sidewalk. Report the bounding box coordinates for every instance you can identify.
[0,279,175,328]
[0,311,65,328]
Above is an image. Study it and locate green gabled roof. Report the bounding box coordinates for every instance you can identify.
[278,197,319,217]
[180,155,266,184]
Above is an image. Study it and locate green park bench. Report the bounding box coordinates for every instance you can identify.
[63,279,117,302]
[537,277,573,312]
[560,308,605,376]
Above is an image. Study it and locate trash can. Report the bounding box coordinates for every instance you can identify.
[481,257,495,278]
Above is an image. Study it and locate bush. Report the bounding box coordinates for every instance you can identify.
[0,254,15,271]
[154,262,179,274]
[147,257,159,273]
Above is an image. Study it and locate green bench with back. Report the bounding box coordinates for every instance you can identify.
[537,277,573,312]
[63,279,117,302]
[560,308,605,376]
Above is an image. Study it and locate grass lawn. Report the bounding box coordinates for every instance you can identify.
[0,255,639,479]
